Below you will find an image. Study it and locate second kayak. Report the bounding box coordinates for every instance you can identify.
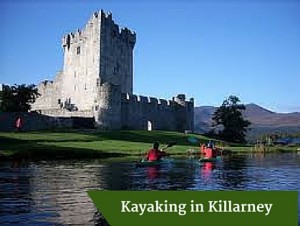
[199,156,222,162]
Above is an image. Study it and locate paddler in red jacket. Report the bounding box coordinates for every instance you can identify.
[200,141,218,158]
[146,142,167,161]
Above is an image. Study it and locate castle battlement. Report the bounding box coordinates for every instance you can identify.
[137,95,149,103]
[121,93,193,108]
[158,99,170,106]
[62,10,136,49]
[41,80,53,87]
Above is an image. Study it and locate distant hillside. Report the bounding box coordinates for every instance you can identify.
[194,104,300,140]
[194,106,216,134]
[244,104,300,127]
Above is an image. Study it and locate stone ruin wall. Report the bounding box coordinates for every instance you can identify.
[120,93,194,131]
[0,112,73,132]
[32,71,64,111]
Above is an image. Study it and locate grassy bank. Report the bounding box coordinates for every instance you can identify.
[0,130,211,160]
[0,130,298,160]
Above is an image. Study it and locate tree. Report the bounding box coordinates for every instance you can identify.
[212,95,251,143]
[0,84,40,112]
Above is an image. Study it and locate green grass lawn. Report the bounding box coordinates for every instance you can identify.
[0,130,297,160]
[0,130,212,159]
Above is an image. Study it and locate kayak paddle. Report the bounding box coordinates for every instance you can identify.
[161,141,177,150]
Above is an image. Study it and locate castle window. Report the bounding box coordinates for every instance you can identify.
[58,99,61,104]
[147,121,152,131]
[77,46,80,55]
[84,84,87,90]
[112,29,117,38]
[96,78,100,86]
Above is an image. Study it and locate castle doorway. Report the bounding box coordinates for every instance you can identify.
[147,121,152,131]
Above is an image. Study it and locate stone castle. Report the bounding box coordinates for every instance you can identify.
[32,10,194,131]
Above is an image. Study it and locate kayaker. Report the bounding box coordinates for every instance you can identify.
[146,142,167,161]
[201,141,218,159]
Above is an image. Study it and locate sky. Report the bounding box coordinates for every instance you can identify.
[1,0,300,113]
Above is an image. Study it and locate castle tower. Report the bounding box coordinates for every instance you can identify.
[94,82,121,129]
[61,10,136,111]
[174,94,194,132]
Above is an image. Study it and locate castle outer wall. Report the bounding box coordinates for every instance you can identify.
[121,93,194,131]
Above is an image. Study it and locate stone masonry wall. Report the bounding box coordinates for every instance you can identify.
[0,112,73,132]
[121,93,194,131]
[94,82,121,130]
[99,12,136,94]
[32,71,64,110]
[61,12,101,111]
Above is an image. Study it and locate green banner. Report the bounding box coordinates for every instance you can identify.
[87,191,298,226]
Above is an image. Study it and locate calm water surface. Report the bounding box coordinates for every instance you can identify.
[0,153,299,225]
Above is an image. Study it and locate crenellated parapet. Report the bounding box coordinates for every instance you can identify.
[121,93,193,110]
[39,80,53,88]
[62,30,83,50]
[62,11,98,50]
[62,9,136,51]
[99,10,136,43]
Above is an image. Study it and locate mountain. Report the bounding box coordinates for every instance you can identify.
[194,104,300,140]
[244,103,300,127]
[194,106,216,134]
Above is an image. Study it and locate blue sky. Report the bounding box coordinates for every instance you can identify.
[1,0,300,113]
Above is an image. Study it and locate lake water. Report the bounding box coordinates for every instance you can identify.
[1,153,299,225]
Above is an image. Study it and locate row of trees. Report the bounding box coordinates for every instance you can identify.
[0,84,39,112]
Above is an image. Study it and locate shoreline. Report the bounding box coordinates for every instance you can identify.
[0,130,298,161]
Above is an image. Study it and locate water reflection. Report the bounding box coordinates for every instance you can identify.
[147,166,160,180]
[0,153,299,225]
[200,162,215,179]
[0,160,109,225]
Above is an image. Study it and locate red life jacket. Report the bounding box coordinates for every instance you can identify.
[147,149,166,161]
[204,148,212,158]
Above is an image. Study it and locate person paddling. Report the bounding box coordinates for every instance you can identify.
[146,142,167,161]
[200,140,218,159]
